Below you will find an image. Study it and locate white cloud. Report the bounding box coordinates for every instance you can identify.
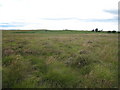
[0,0,119,30]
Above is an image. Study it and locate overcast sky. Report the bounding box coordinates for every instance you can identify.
[0,0,119,30]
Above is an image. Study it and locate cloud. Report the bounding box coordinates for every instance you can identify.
[0,0,118,30]
[41,17,83,21]
[104,9,118,15]
[86,17,117,22]
[41,17,117,23]
[0,4,2,7]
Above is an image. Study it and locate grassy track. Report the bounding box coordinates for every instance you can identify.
[2,30,118,88]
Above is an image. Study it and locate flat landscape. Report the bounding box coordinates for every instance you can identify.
[2,30,118,88]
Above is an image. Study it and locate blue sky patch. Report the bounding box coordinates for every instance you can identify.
[0,24,24,27]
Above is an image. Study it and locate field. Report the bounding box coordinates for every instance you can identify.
[2,30,118,88]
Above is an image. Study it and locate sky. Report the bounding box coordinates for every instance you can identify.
[0,0,119,31]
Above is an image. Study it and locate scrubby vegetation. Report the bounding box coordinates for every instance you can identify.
[2,30,118,88]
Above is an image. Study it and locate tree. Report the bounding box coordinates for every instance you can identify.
[107,31,111,33]
[95,28,98,32]
[112,30,116,33]
[92,29,94,32]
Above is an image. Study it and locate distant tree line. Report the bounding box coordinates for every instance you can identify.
[92,28,103,32]
[92,28,118,33]
[107,30,116,33]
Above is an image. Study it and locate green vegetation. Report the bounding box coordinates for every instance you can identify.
[2,30,118,88]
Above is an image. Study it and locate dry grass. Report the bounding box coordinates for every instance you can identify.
[2,30,118,88]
